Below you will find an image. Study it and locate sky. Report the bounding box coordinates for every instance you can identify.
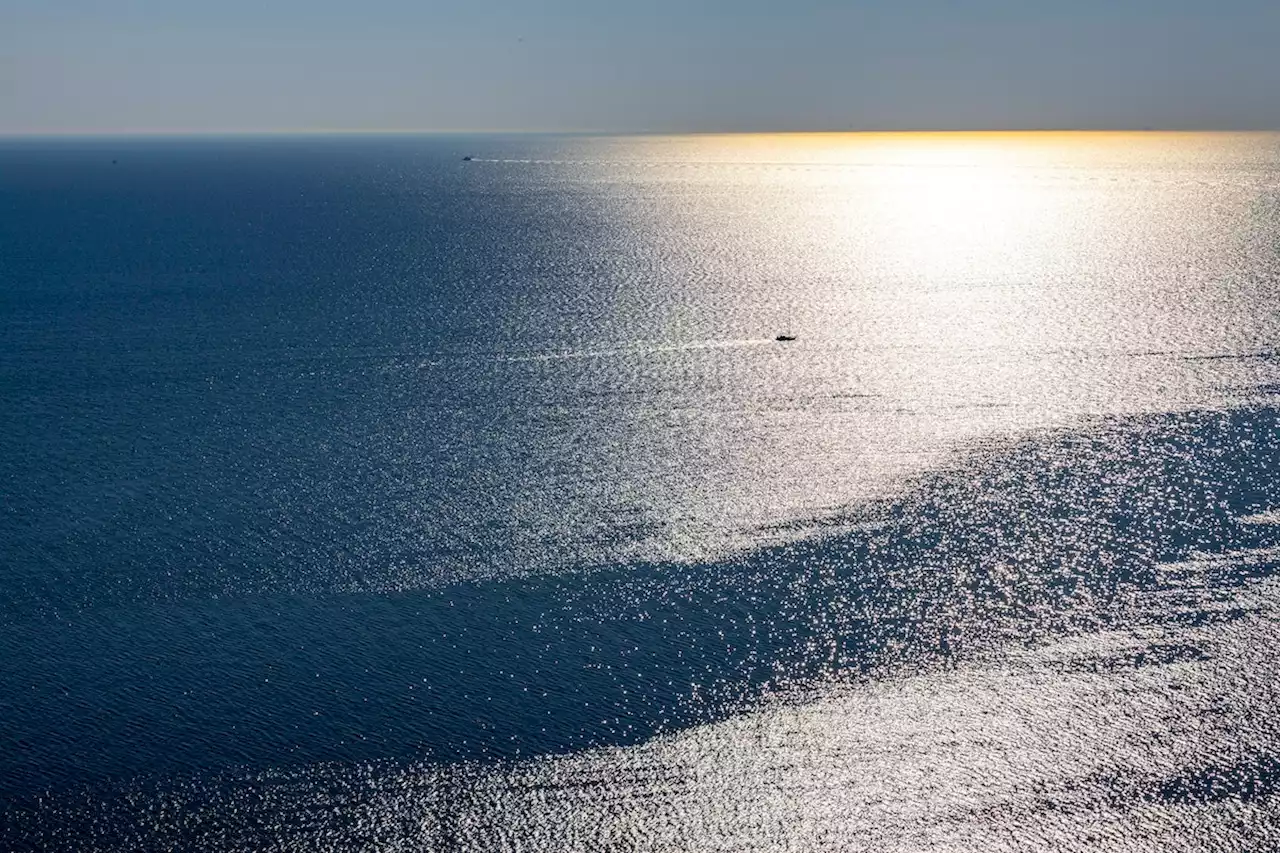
[3,0,1279,134]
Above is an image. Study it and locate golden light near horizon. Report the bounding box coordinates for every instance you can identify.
[710,133,1078,364]
[618,131,1241,426]
[847,135,1050,280]
[808,135,1076,426]
[671,130,1088,293]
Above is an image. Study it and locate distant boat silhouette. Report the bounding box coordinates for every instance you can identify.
[462,156,473,161]
[775,334,796,342]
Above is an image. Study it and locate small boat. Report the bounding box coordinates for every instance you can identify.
[775,334,796,342]
[462,156,473,161]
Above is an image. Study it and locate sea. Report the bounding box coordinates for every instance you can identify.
[2,131,1280,851]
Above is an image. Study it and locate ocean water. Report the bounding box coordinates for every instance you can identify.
[2,131,1280,850]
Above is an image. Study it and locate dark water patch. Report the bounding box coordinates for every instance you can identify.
[1045,642,1209,675]
[1153,754,1280,804]
[1140,604,1261,630]
[1232,382,1280,396]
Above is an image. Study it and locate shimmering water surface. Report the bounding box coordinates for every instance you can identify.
[3,132,1280,850]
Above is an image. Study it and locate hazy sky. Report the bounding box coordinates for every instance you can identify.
[3,0,1278,134]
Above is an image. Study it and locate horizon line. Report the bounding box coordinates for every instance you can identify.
[2,126,1279,140]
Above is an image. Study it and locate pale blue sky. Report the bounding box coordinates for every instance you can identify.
[3,0,1278,133]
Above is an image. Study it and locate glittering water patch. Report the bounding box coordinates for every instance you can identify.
[6,406,1280,850]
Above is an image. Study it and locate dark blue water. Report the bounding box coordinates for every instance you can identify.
[2,135,650,611]
[4,133,1280,850]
